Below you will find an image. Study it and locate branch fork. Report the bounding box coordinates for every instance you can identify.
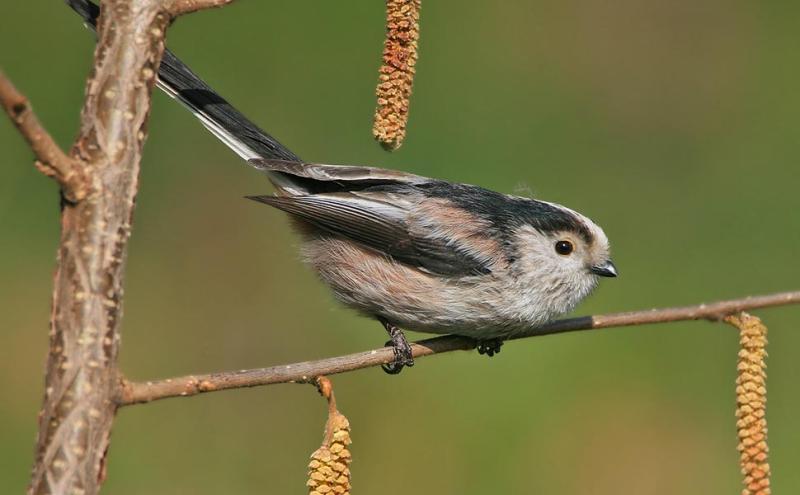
[0,73,90,202]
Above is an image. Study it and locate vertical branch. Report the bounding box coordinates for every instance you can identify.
[28,2,170,493]
[20,1,234,494]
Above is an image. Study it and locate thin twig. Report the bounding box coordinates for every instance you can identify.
[166,0,233,15]
[0,71,89,202]
[117,289,800,406]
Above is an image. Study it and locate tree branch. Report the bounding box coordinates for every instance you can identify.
[21,1,237,494]
[166,0,233,16]
[118,289,800,406]
[0,72,89,202]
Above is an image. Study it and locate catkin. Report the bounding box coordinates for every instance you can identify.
[373,0,421,150]
[725,312,770,495]
[307,378,352,495]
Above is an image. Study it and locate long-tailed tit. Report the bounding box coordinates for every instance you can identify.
[68,0,618,373]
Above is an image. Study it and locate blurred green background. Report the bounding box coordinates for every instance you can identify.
[2,1,799,493]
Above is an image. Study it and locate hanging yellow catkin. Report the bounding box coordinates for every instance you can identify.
[725,312,770,495]
[307,377,352,495]
[373,0,421,151]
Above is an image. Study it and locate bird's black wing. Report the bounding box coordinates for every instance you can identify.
[247,190,492,276]
[247,158,430,194]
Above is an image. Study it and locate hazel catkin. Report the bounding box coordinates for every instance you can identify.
[725,312,770,495]
[373,0,421,150]
[307,378,352,495]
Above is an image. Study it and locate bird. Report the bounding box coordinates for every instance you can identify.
[67,0,618,374]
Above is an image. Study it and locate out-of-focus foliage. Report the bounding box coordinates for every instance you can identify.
[1,1,798,494]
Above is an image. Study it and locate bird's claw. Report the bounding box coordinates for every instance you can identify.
[476,339,503,357]
[382,338,415,374]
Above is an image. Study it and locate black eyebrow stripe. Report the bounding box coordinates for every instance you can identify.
[414,182,595,244]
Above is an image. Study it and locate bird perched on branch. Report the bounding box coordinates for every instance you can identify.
[67,0,618,374]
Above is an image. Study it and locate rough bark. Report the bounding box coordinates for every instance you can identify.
[4,1,235,494]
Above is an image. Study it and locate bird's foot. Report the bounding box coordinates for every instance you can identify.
[379,319,414,375]
[476,339,504,357]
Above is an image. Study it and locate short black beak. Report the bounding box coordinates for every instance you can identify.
[590,260,618,278]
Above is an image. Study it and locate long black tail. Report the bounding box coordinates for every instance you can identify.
[65,0,305,187]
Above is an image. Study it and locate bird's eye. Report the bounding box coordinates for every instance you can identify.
[555,240,574,255]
